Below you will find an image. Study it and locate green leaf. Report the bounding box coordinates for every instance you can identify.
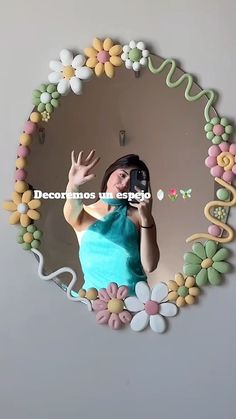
[205,240,218,258]
[192,242,206,259]
[196,269,208,286]
[208,267,222,285]
[184,252,202,264]
[212,261,231,274]
[212,247,230,262]
[183,264,201,276]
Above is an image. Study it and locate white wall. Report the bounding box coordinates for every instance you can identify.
[0,1,235,418]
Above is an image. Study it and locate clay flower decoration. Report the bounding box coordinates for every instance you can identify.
[213,206,227,221]
[17,225,43,250]
[168,273,200,307]
[3,190,41,227]
[92,283,132,330]
[32,84,61,115]
[124,281,178,333]
[121,40,150,72]
[84,37,123,78]
[183,241,231,286]
[48,49,93,95]
[204,117,233,144]
[205,143,236,183]
[168,189,178,201]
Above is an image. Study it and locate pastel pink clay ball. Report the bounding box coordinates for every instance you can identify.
[97,50,110,64]
[17,145,30,158]
[209,145,220,157]
[211,166,224,177]
[223,171,235,183]
[15,169,27,181]
[213,124,224,136]
[24,121,37,135]
[208,225,221,237]
[145,300,159,315]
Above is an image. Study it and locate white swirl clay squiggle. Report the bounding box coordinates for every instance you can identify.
[31,248,92,311]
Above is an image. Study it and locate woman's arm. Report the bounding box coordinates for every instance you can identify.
[63,149,100,227]
[63,182,83,227]
[139,215,160,273]
[131,184,160,273]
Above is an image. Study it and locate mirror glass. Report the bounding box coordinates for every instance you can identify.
[27,54,216,293]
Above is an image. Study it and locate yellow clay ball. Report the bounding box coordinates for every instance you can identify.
[107,298,124,314]
[20,133,32,146]
[16,157,27,169]
[78,289,86,298]
[185,276,195,288]
[168,291,178,301]
[14,181,29,193]
[86,288,98,300]
[23,232,33,243]
[176,296,186,307]
[189,287,200,297]
[30,112,42,123]
[168,280,178,291]
[185,295,195,305]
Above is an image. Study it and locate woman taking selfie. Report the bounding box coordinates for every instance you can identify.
[63,149,160,294]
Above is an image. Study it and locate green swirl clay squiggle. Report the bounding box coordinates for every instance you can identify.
[148,56,216,122]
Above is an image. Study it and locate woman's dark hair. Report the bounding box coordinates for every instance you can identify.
[100,154,150,193]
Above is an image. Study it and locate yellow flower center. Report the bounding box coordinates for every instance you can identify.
[107,298,124,314]
[201,258,213,269]
[63,66,75,79]
[217,152,234,170]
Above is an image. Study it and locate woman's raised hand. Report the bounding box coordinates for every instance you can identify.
[68,149,100,187]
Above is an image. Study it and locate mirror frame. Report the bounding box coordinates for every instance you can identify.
[3,37,236,333]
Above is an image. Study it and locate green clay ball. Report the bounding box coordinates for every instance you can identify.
[38,103,45,112]
[19,226,27,235]
[225,125,233,134]
[27,224,37,233]
[32,89,41,98]
[52,91,60,99]
[33,230,42,240]
[47,84,56,94]
[128,47,142,62]
[32,97,41,106]
[211,117,220,125]
[206,131,214,140]
[222,133,229,141]
[51,99,59,108]
[178,286,189,297]
[39,84,47,93]
[31,239,40,249]
[212,135,222,145]
[216,188,230,201]
[220,117,228,126]
[204,123,212,132]
[17,235,24,244]
[46,103,53,113]
[22,242,31,250]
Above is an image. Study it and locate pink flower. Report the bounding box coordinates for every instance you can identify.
[92,282,132,330]
[168,189,177,197]
[205,142,236,183]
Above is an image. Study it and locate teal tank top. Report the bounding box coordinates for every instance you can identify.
[79,197,147,294]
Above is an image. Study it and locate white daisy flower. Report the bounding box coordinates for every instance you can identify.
[124,281,178,333]
[121,40,150,72]
[48,49,93,96]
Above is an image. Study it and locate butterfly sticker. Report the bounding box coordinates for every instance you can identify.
[180,188,192,199]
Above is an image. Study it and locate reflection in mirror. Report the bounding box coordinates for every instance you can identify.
[27,54,216,293]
